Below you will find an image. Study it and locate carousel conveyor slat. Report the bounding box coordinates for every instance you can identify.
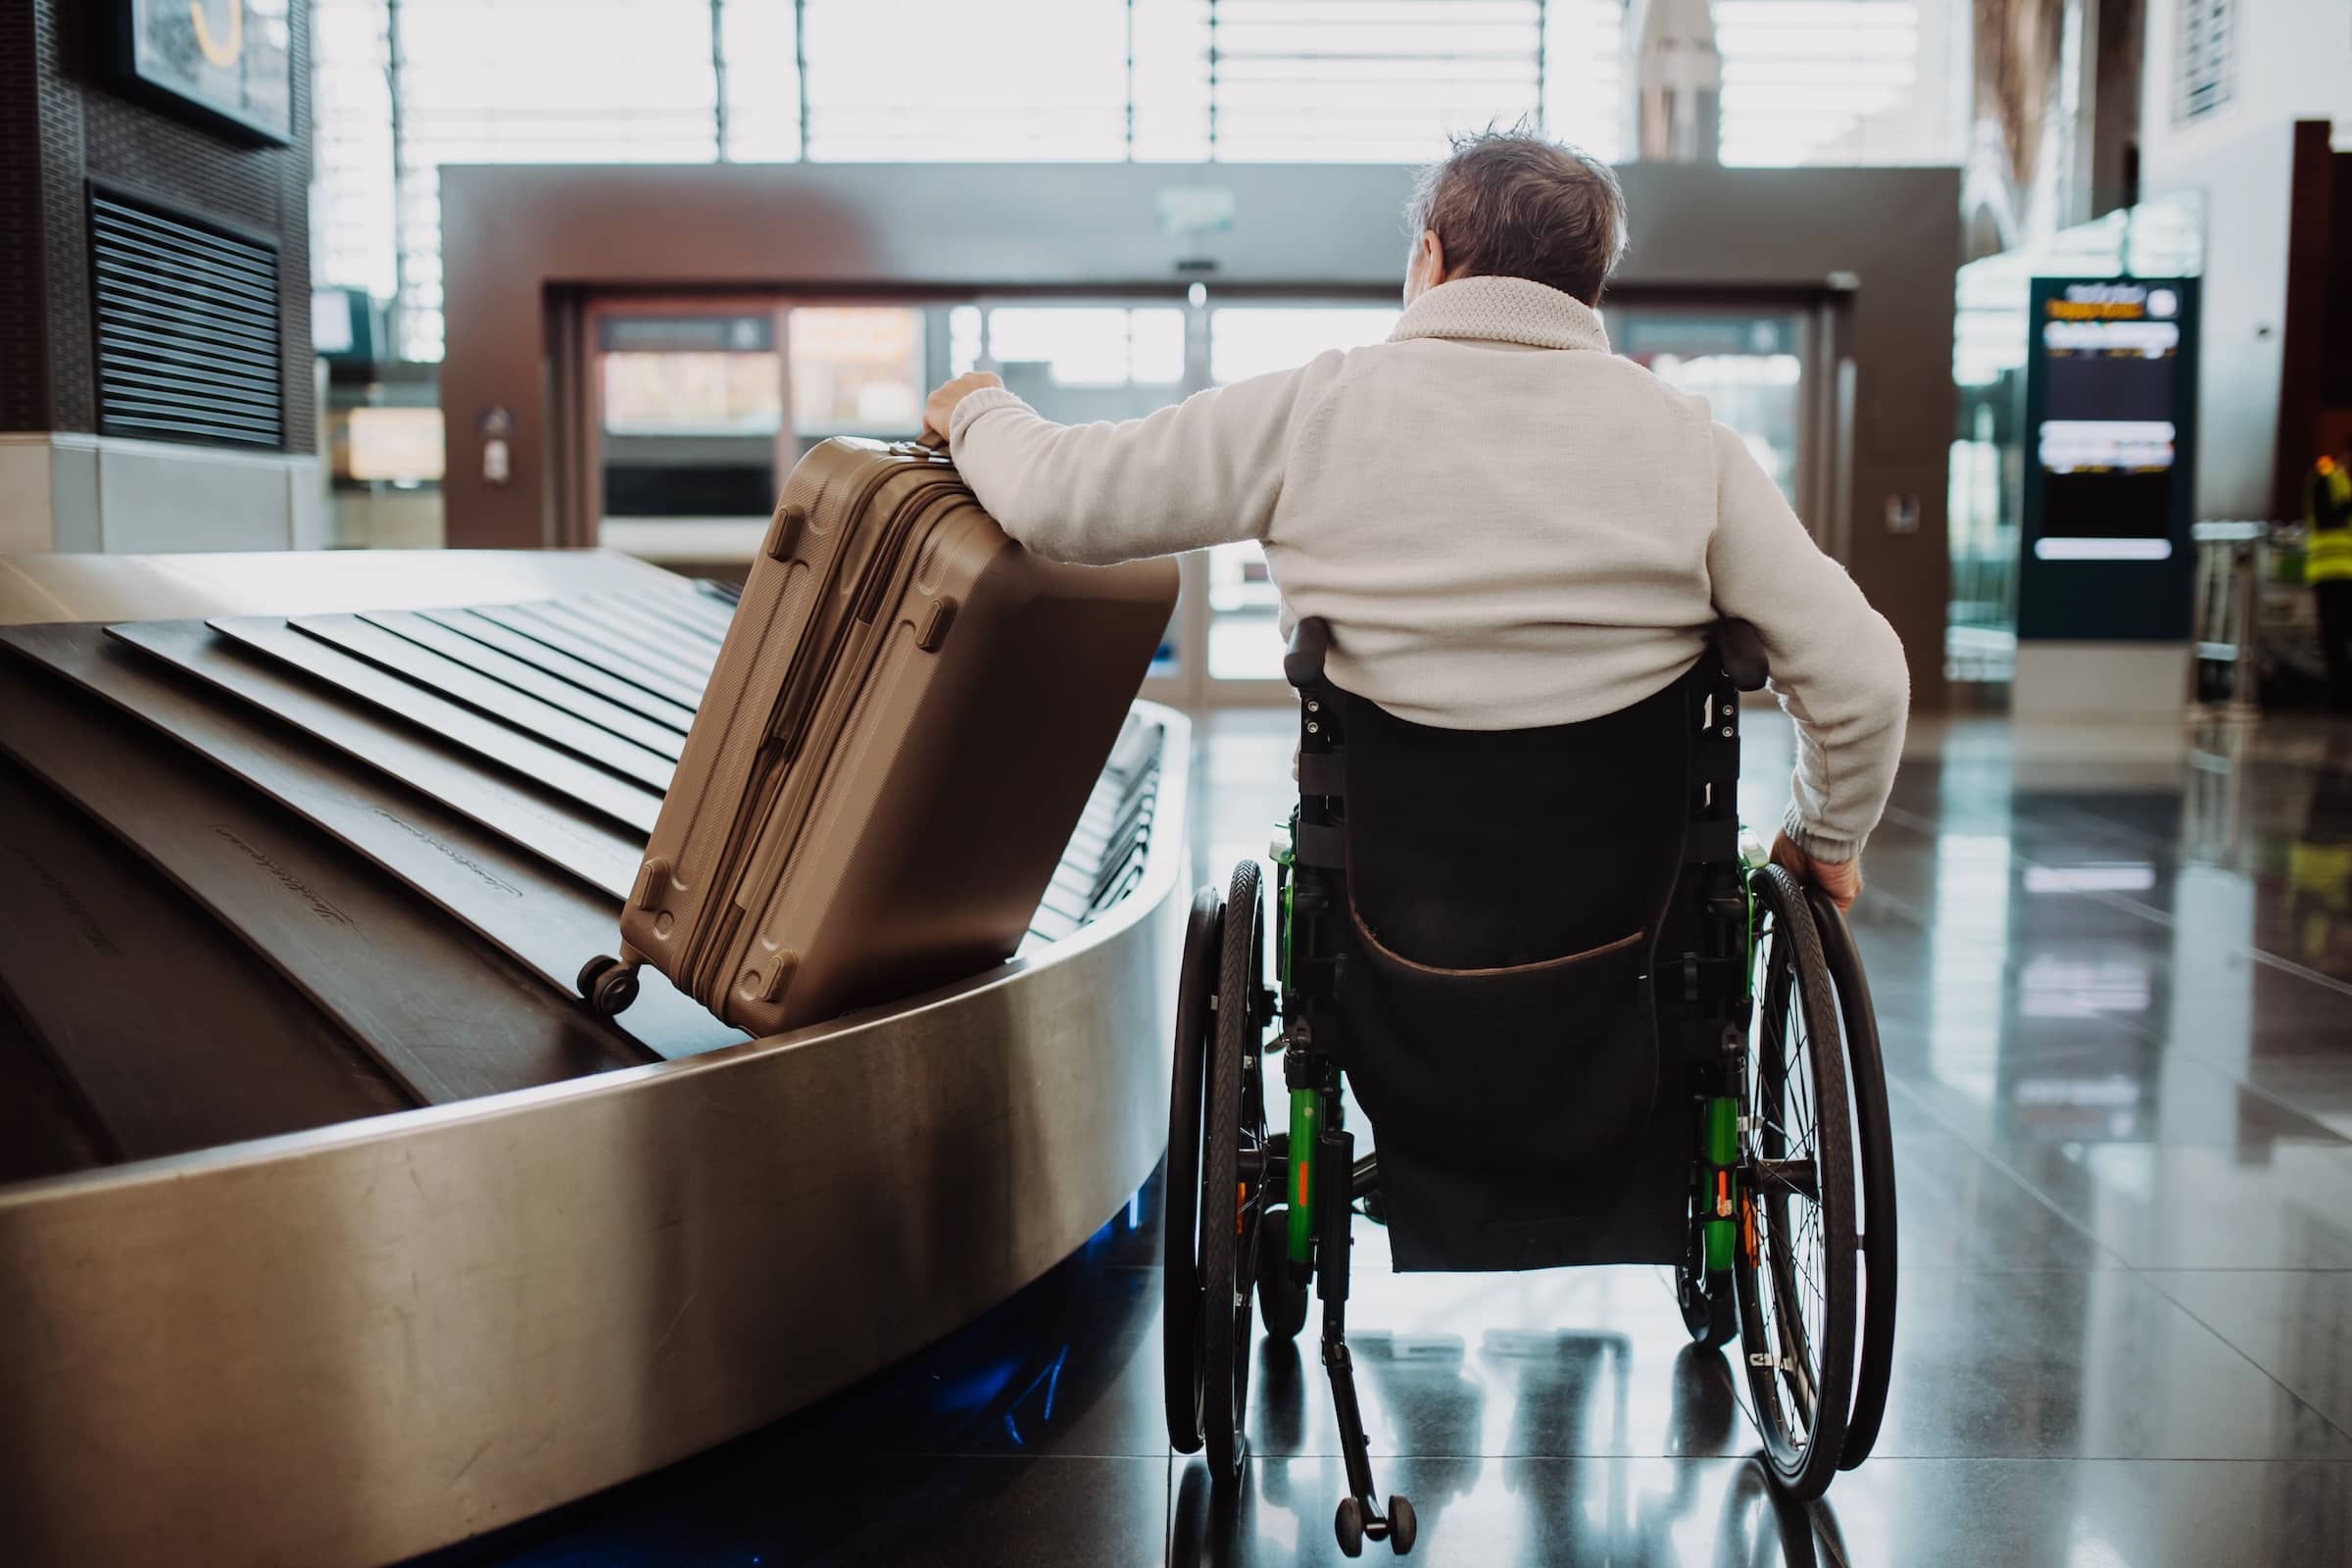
[286,612,679,792]
[405,606,699,734]
[0,756,414,1156]
[345,610,690,760]
[0,660,653,1102]
[0,623,740,1061]
[205,612,666,834]
[107,618,645,898]
[578,590,729,662]
[603,586,733,648]
[475,600,710,708]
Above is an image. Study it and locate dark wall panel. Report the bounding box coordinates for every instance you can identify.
[0,2,47,430]
[5,0,312,452]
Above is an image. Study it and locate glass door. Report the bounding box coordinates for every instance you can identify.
[586,297,928,574]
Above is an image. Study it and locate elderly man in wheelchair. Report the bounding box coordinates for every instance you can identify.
[925,130,1910,1557]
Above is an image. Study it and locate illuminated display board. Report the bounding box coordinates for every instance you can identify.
[2018,277,2199,641]
[106,1,294,145]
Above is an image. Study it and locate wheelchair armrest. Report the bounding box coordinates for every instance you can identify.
[1716,619,1769,692]
[1285,616,1332,689]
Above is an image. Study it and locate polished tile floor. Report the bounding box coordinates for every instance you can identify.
[419,710,2352,1567]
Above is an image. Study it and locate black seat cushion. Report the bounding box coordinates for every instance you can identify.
[1330,670,1698,1271]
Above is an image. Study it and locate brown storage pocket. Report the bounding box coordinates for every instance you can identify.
[1340,904,1661,1181]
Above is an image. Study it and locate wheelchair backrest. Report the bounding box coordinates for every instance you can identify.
[1340,676,1695,974]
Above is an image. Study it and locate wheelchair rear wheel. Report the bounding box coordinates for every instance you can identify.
[1737,864,1858,1501]
[1199,859,1272,1490]
[1809,890,1898,1472]
[1163,889,1226,1455]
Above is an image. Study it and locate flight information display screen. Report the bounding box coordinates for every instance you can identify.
[2017,277,2198,641]
[2028,281,2190,559]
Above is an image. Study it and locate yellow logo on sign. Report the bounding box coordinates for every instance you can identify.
[191,0,243,69]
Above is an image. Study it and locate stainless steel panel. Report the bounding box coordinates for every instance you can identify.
[0,707,1188,1567]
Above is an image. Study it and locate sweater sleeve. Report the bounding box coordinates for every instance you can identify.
[1705,423,1909,863]
[945,355,1343,565]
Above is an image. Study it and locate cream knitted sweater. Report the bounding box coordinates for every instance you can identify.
[948,274,1908,861]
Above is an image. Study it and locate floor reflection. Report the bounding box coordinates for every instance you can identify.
[425,710,2352,1566]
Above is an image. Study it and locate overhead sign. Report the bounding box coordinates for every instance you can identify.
[2017,277,2199,641]
[108,1,295,145]
[599,316,776,355]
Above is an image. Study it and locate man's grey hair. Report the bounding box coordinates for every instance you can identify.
[1406,126,1628,306]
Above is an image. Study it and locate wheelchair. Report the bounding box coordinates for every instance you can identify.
[1162,618,1897,1556]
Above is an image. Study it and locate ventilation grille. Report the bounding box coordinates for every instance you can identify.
[90,192,283,449]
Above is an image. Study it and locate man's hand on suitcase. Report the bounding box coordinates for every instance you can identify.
[922,371,1004,447]
[1771,830,1862,912]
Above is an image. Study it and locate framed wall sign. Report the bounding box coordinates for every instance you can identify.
[105,0,295,145]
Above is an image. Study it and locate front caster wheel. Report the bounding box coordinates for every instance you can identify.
[1256,1206,1310,1342]
[1680,1271,1739,1349]
[1335,1497,1365,1558]
[1388,1494,1417,1555]
[576,955,639,1017]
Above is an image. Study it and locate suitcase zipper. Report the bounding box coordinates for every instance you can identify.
[682,472,967,1007]
[718,489,968,938]
[697,486,967,1006]
[676,457,953,1002]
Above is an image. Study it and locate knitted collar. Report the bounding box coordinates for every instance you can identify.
[1388,274,1611,353]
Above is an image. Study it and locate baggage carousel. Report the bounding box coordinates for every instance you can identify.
[0,549,1187,1566]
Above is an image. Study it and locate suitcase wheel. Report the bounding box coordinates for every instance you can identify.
[576,954,641,1017]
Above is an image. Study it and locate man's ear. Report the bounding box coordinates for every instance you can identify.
[1421,228,1446,282]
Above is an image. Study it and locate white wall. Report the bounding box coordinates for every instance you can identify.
[2137,0,2352,517]
[0,434,324,554]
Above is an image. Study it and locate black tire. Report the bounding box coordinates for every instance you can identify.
[575,955,615,999]
[1200,859,1268,1492]
[1257,1200,1311,1342]
[1680,1195,1740,1349]
[590,962,639,1017]
[1335,1497,1366,1558]
[1809,888,1897,1472]
[1736,864,1857,1501]
[1388,1494,1417,1555]
[1162,888,1224,1455]
[1681,1266,1740,1349]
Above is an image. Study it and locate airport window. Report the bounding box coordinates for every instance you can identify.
[715,0,804,161]
[1203,0,1546,163]
[1712,1,1941,169]
[983,308,1190,390]
[602,352,782,435]
[313,1,1969,362]
[786,309,926,438]
[798,0,1132,161]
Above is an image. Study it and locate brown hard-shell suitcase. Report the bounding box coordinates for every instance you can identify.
[584,437,1177,1037]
